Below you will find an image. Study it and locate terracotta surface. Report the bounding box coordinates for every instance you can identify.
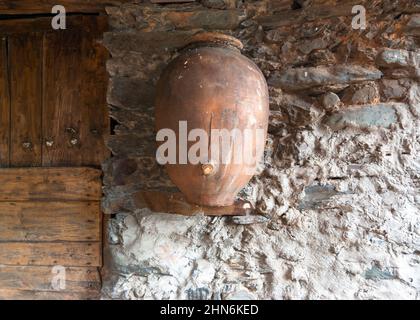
[155,33,269,206]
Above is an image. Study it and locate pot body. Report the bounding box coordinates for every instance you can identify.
[155,35,269,206]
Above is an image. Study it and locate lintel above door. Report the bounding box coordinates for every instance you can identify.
[0,1,130,15]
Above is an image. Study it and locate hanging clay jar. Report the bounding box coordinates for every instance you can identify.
[155,32,269,207]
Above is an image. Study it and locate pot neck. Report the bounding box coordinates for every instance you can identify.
[182,32,244,53]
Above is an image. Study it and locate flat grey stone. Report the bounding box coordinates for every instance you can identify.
[407,14,420,29]
[377,48,420,69]
[269,65,383,90]
[230,215,269,225]
[321,92,341,110]
[364,265,396,281]
[325,103,402,130]
[300,184,345,210]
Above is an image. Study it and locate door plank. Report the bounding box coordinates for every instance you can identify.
[0,266,101,292]
[42,30,83,166]
[80,16,110,166]
[0,201,101,241]
[9,33,43,167]
[0,167,102,201]
[0,37,10,167]
[0,289,100,300]
[0,242,102,266]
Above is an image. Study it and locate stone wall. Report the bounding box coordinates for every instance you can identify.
[101,0,420,299]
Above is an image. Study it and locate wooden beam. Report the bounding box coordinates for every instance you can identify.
[0,266,101,292]
[134,191,252,216]
[0,242,102,266]
[257,1,369,28]
[0,201,101,241]
[0,167,102,201]
[0,289,100,300]
[0,15,107,35]
[0,1,127,15]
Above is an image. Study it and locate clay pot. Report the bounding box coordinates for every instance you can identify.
[155,33,269,207]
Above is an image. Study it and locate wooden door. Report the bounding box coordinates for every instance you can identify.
[0,15,109,300]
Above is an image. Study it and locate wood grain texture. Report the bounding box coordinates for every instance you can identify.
[79,16,110,166]
[0,15,107,35]
[0,167,102,201]
[0,242,101,266]
[1,15,109,167]
[134,191,250,216]
[0,37,9,167]
[0,16,106,300]
[0,201,101,241]
[0,0,127,14]
[42,30,83,166]
[0,266,101,292]
[257,2,360,28]
[9,33,43,167]
[0,289,100,300]
[42,17,108,167]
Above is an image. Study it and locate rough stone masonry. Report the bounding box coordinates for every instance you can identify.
[101,0,420,299]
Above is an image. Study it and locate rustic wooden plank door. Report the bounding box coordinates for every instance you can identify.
[0,15,109,300]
